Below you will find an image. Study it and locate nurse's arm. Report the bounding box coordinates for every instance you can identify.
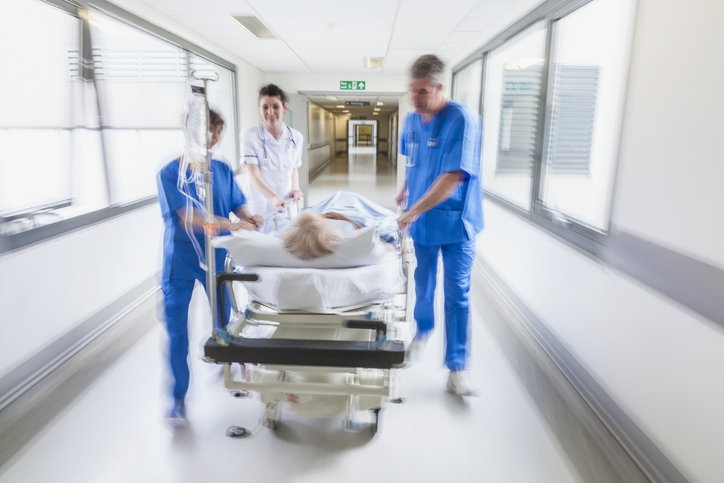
[289,168,303,201]
[396,170,464,229]
[233,206,263,230]
[246,164,285,208]
[395,179,406,207]
[176,208,255,233]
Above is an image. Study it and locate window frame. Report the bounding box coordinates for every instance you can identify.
[0,0,240,254]
[452,0,635,257]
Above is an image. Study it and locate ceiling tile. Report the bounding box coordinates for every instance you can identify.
[383,50,432,75]
[389,0,481,50]
[247,0,398,18]
[123,0,539,75]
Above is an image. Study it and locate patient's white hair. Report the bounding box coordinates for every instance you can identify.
[283,212,341,260]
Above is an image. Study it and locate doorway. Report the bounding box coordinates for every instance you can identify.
[355,125,373,146]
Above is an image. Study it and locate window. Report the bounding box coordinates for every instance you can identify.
[452,0,635,253]
[0,1,80,220]
[480,22,547,211]
[453,59,483,115]
[538,0,635,230]
[90,11,187,205]
[0,0,239,247]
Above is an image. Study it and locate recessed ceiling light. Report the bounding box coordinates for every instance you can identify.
[336,105,344,108]
[229,15,276,39]
[343,110,349,113]
[373,112,379,115]
[377,102,384,106]
[326,96,338,101]
[374,108,381,111]
[363,57,384,69]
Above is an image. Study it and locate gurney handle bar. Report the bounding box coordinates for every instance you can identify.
[343,319,387,341]
[217,273,260,330]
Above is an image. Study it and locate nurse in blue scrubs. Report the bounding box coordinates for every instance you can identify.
[157,109,262,425]
[397,55,484,397]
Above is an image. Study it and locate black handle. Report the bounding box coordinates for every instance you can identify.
[217,273,259,328]
[343,319,387,341]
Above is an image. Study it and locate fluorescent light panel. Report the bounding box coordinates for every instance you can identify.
[364,57,384,69]
[230,15,276,39]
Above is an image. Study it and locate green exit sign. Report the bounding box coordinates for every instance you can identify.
[340,81,366,90]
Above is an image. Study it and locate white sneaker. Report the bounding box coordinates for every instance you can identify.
[447,371,479,397]
[406,336,428,362]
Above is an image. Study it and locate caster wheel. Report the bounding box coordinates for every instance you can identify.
[341,418,361,432]
[226,426,250,438]
[370,408,381,436]
[262,417,280,430]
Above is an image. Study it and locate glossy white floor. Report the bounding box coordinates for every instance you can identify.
[0,149,582,483]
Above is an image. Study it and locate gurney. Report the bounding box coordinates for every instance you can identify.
[203,196,414,435]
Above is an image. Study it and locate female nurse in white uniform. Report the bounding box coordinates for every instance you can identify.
[241,84,304,233]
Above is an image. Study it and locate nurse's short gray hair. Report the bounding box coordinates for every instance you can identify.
[283,212,341,260]
[409,54,445,87]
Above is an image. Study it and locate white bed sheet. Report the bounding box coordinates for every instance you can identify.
[242,255,405,313]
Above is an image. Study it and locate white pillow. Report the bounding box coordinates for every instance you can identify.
[212,225,392,268]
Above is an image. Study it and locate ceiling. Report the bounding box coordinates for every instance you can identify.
[139,0,532,74]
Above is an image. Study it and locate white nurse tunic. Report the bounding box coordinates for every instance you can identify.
[241,123,304,233]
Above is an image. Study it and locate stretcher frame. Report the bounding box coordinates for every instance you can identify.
[203,231,414,435]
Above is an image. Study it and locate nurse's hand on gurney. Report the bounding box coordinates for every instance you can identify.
[396,210,419,231]
[289,189,304,202]
[176,207,261,233]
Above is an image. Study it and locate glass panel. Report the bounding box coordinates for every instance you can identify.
[539,0,634,230]
[481,22,547,211]
[454,59,482,115]
[189,55,238,170]
[89,11,186,205]
[0,0,77,216]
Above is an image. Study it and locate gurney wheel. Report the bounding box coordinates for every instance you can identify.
[262,417,280,430]
[370,408,381,436]
[262,402,281,430]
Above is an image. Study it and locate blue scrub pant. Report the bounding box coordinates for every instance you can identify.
[413,239,476,371]
[161,277,233,402]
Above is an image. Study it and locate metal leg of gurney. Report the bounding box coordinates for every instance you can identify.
[263,402,282,430]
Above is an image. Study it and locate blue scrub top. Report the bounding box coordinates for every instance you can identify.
[157,158,246,281]
[400,100,484,246]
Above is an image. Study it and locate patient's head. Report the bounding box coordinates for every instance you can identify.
[282,212,341,260]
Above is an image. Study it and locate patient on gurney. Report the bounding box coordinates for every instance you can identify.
[282,210,395,260]
[212,191,404,313]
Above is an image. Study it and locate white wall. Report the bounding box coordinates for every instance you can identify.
[334,113,351,152]
[376,115,390,152]
[388,111,399,163]
[474,1,724,482]
[307,101,332,172]
[0,206,161,375]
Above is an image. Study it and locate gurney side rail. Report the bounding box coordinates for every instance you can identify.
[223,378,391,398]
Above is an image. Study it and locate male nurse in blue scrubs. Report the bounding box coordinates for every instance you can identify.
[157,109,262,426]
[397,54,484,397]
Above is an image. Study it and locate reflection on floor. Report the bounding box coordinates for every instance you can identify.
[309,147,397,210]
[0,148,582,483]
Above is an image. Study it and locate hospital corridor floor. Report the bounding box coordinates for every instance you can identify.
[0,151,583,483]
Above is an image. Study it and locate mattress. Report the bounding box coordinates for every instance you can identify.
[242,255,405,313]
